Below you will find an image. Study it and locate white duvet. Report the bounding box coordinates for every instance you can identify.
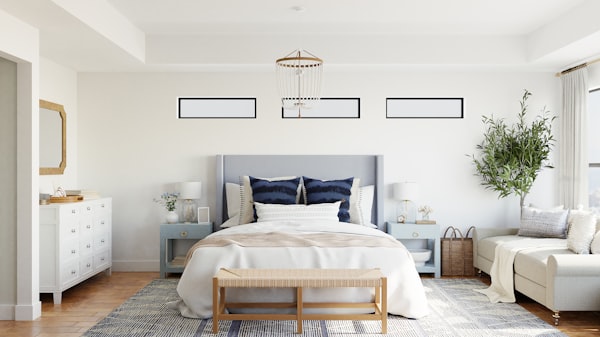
[168,221,429,319]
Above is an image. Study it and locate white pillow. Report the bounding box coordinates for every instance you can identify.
[591,231,600,254]
[254,201,341,223]
[220,215,240,228]
[567,212,597,254]
[239,175,301,225]
[349,185,376,228]
[225,183,242,219]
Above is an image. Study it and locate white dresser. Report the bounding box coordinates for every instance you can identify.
[40,198,112,304]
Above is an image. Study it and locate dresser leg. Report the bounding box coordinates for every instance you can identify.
[53,292,62,305]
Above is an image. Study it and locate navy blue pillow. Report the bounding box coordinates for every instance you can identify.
[303,176,354,222]
[249,176,300,205]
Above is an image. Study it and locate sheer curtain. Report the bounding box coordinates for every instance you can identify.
[559,67,589,208]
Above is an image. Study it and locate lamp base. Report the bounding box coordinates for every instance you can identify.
[182,199,197,223]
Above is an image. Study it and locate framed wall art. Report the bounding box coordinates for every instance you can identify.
[282,97,360,119]
[386,98,464,118]
[178,97,256,119]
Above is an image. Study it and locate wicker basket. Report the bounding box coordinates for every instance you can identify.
[441,226,475,276]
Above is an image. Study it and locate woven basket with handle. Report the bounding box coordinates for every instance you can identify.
[441,226,475,276]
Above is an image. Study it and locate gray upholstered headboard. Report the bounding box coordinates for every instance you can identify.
[215,154,384,231]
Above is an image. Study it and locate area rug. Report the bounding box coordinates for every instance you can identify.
[82,278,566,337]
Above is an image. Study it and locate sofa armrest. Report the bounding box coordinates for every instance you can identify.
[473,228,519,270]
[547,254,600,276]
[546,254,600,311]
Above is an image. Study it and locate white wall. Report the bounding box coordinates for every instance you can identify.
[78,69,560,271]
[39,57,78,194]
[0,8,41,320]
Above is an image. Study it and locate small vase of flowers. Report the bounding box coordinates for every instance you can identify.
[418,205,433,220]
[154,192,179,223]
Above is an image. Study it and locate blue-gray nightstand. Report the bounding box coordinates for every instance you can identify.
[160,222,212,278]
[386,222,441,278]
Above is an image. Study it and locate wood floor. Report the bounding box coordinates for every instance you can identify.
[0,272,598,337]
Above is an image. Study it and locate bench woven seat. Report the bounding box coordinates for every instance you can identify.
[213,268,387,334]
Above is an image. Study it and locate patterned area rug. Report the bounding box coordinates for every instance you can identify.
[83,278,566,337]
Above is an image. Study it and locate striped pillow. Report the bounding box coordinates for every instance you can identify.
[254,201,341,223]
[239,176,301,225]
[303,176,354,222]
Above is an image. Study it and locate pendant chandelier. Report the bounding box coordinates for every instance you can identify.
[276,49,323,117]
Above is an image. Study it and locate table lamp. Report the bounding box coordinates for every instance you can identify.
[178,181,202,223]
[393,182,418,223]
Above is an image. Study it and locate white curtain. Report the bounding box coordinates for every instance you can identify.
[559,67,589,209]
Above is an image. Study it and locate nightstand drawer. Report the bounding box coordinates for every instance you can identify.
[387,223,439,239]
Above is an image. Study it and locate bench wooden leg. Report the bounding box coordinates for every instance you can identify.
[297,287,303,333]
[212,277,218,333]
[381,277,387,334]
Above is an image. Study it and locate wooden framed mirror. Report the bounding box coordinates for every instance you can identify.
[39,99,66,175]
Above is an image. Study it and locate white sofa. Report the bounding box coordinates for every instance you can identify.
[473,224,600,325]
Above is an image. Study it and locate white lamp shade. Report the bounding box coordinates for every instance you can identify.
[178,181,202,200]
[394,182,418,201]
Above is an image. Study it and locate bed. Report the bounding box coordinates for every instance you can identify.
[169,155,429,320]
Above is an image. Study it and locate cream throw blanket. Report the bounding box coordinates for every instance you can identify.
[475,238,566,302]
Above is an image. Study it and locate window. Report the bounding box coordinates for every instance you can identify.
[589,88,600,213]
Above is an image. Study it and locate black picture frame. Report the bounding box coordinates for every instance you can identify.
[386,98,464,118]
[282,97,360,119]
[178,97,256,119]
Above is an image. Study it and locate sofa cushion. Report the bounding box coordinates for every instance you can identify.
[513,247,574,287]
[477,235,532,262]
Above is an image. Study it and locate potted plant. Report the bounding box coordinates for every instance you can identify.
[154,192,179,223]
[470,90,556,207]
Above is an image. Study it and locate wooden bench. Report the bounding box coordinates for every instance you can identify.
[212,268,387,334]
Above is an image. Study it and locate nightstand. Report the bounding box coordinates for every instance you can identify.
[160,222,212,278]
[386,222,441,278]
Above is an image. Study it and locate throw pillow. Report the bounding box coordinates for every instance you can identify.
[518,206,569,238]
[254,201,341,223]
[239,175,301,225]
[567,212,597,254]
[303,176,354,222]
[591,231,600,254]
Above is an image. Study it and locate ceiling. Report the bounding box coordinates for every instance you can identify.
[2,0,600,72]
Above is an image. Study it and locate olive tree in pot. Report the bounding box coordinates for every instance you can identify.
[470,90,556,208]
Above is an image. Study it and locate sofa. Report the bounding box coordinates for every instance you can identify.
[473,213,600,325]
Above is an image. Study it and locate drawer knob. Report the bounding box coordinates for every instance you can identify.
[86,244,91,248]
[100,239,105,243]
[71,209,76,214]
[412,232,419,238]
[87,263,91,267]
[71,249,76,254]
[71,270,76,275]
[87,206,91,211]
[71,228,76,233]
[100,257,105,261]
[101,221,105,225]
[86,224,91,229]
[180,231,188,238]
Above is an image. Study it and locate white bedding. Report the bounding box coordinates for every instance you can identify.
[168,220,429,319]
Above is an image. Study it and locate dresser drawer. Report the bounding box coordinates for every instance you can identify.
[61,261,79,286]
[80,256,94,276]
[94,250,111,271]
[60,239,80,261]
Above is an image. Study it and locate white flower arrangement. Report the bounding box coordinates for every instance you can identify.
[154,192,179,212]
[418,205,433,217]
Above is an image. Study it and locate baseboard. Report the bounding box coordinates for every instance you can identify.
[112,259,159,272]
[0,305,14,320]
[15,302,41,320]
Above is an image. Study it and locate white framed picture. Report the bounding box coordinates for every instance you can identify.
[197,207,210,224]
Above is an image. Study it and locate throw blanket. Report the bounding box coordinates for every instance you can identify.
[475,238,567,302]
